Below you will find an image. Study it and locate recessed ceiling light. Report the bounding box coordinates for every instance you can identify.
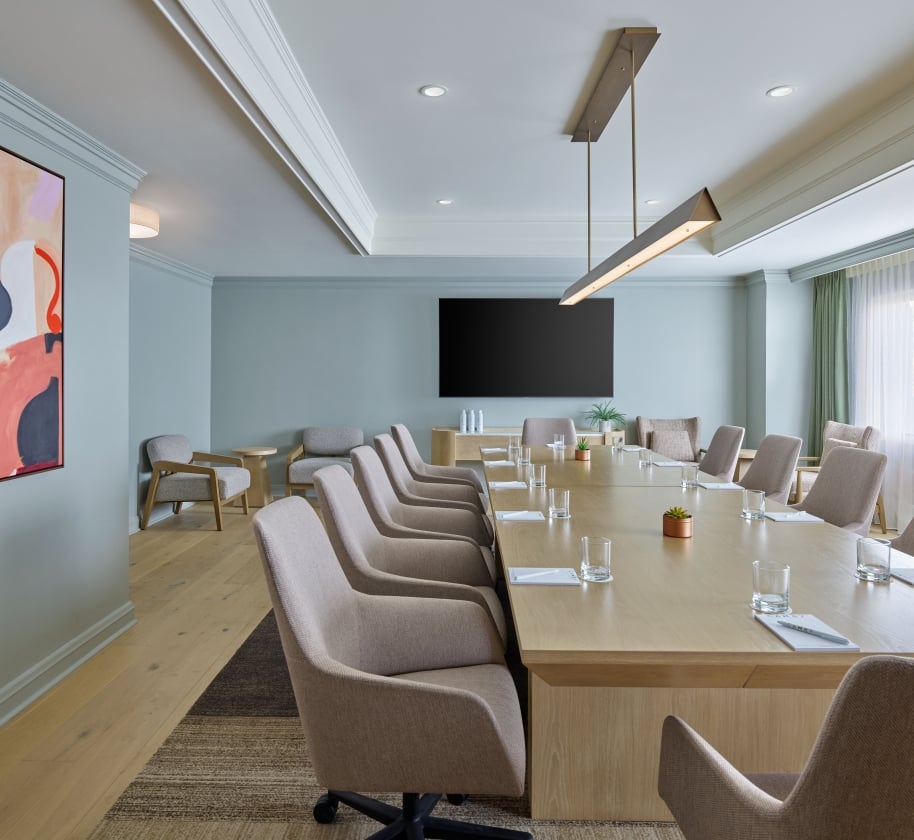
[436,198,454,206]
[419,84,448,97]
[644,199,660,206]
[766,85,796,98]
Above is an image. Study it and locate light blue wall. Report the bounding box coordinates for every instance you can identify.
[210,276,748,492]
[0,81,138,723]
[128,250,214,531]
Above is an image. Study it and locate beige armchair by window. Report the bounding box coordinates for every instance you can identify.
[285,426,363,498]
[140,434,250,531]
[794,421,886,532]
[737,434,802,505]
[521,417,577,447]
[791,446,887,536]
[636,416,702,462]
[252,496,530,840]
[314,464,505,648]
[658,655,914,840]
[698,425,745,481]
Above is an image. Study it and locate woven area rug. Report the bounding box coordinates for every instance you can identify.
[89,612,684,840]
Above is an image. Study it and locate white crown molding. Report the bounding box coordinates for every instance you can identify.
[713,85,914,256]
[789,226,914,282]
[153,0,375,255]
[0,79,144,191]
[130,244,214,288]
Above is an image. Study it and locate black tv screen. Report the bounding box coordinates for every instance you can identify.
[438,298,614,397]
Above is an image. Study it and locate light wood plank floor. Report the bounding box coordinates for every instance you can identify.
[0,503,274,840]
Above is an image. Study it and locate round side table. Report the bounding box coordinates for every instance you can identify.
[233,446,278,507]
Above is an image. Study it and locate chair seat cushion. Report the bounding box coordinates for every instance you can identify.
[651,429,695,462]
[155,466,250,502]
[289,457,354,484]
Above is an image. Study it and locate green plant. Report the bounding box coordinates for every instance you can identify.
[664,506,691,519]
[576,437,590,451]
[583,400,626,429]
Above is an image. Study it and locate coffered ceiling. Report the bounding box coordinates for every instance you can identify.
[2,0,914,281]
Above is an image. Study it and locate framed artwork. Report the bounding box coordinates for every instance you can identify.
[0,145,64,481]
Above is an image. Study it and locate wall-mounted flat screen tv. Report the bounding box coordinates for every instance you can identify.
[438,298,614,397]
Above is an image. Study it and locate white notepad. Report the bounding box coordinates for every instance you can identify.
[891,568,914,585]
[484,460,516,467]
[755,613,859,651]
[652,460,683,467]
[489,481,528,489]
[698,481,742,490]
[621,445,641,452]
[480,447,506,454]
[509,567,580,585]
[496,510,546,521]
[764,511,824,523]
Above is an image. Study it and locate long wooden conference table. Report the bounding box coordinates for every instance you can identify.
[483,443,914,821]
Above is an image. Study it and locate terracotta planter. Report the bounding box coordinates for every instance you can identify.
[663,514,693,538]
[575,449,591,461]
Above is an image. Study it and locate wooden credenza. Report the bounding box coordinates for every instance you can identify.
[430,426,625,466]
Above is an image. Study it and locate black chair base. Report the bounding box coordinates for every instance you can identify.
[314,790,533,840]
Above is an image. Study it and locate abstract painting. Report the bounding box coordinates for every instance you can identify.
[0,146,64,481]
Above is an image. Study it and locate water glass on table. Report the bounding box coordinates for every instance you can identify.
[681,463,699,488]
[741,489,766,520]
[639,448,652,468]
[856,537,891,582]
[548,487,570,519]
[553,433,565,450]
[580,536,612,582]
[751,560,790,613]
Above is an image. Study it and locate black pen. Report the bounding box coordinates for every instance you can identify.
[776,620,849,645]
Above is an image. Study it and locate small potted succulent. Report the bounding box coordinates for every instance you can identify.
[663,506,693,538]
[583,400,626,433]
[575,437,591,461]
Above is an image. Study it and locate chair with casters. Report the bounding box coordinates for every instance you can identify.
[658,654,914,840]
[252,496,530,840]
[285,426,363,498]
[351,445,495,548]
[794,420,886,532]
[520,416,577,447]
[737,434,803,504]
[698,425,745,481]
[140,434,250,531]
[391,423,486,495]
[790,446,887,536]
[636,416,702,462]
[314,465,505,648]
[375,433,488,513]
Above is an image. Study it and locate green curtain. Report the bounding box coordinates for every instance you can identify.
[807,269,849,456]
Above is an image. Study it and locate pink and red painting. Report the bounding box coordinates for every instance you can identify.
[0,146,64,481]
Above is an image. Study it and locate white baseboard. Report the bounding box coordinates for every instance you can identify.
[0,601,137,725]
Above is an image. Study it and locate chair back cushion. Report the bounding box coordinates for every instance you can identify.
[147,434,193,466]
[390,423,425,474]
[738,434,802,504]
[302,426,364,456]
[521,417,577,446]
[821,436,858,462]
[822,420,880,452]
[699,425,745,480]
[651,429,697,462]
[351,444,405,527]
[636,417,702,460]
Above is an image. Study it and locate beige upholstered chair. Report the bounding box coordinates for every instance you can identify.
[737,434,803,505]
[352,445,494,547]
[285,426,363,498]
[891,515,914,558]
[658,655,914,840]
[636,416,702,462]
[314,465,505,647]
[791,446,887,536]
[252,496,529,840]
[375,433,487,513]
[391,423,486,495]
[794,421,886,532]
[521,417,577,447]
[140,434,250,531]
[698,425,745,481]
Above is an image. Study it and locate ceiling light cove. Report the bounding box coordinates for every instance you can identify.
[436,198,454,206]
[419,84,448,97]
[766,85,796,98]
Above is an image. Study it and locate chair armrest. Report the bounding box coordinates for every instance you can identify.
[796,455,821,464]
[377,536,494,587]
[356,594,504,674]
[192,451,243,467]
[153,459,217,477]
[286,443,305,465]
[658,715,784,839]
[795,465,821,475]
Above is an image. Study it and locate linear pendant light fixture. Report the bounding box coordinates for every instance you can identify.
[560,27,720,305]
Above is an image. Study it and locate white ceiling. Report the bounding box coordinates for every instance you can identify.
[2,0,914,281]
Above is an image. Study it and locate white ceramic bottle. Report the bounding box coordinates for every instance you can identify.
[459,409,467,433]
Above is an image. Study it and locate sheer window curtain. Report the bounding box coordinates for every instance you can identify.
[848,250,914,531]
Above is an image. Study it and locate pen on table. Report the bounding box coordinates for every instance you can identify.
[776,620,849,645]
[512,569,560,581]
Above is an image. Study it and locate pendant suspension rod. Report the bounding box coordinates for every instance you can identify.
[630,45,638,240]
[587,128,592,272]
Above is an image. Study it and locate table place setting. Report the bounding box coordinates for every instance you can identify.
[488,480,528,489]
[652,459,684,467]
[484,459,516,467]
[496,510,546,521]
[755,613,860,651]
[764,511,824,523]
[509,567,580,585]
[698,481,742,489]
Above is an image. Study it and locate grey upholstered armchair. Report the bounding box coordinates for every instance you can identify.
[140,434,250,531]
[252,496,530,840]
[737,434,802,504]
[636,416,702,462]
[285,426,363,498]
